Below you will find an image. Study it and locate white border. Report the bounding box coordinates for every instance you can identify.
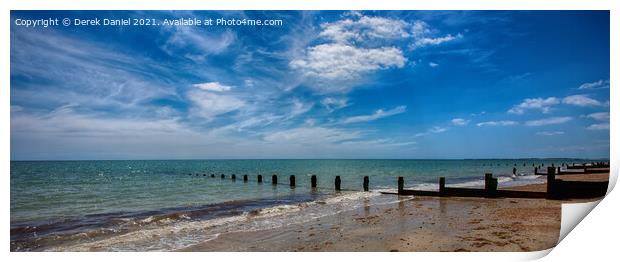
[2,1,617,261]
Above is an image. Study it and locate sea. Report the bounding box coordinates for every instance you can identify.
[10,159,599,251]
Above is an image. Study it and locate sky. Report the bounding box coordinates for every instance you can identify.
[10,11,610,160]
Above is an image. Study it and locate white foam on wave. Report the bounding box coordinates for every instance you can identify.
[48,190,407,251]
[406,174,545,191]
[49,173,547,251]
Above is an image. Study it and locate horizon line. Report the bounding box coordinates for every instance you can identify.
[10,157,610,162]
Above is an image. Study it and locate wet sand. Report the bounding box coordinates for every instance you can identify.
[182,197,561,251]
[182,172,608,252]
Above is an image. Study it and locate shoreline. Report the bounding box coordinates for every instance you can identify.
[11,172,609,251]
[180,173,608,252]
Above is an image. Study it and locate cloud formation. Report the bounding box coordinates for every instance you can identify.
[508,97,559,114]
[586,123,610,130]
[321,97,350,112]
[578,79,609,90]
[525,116,572,126]
[187,85,245,120]
[476,121,518,127]
[319,15,410,43]
[290,43,406,93]
[587,112,610,121]
[414,126,448,137]
[562,95,604,107]
[451,118,469,126]
[536,131,565,136]
[291,14,459,94]
[342,106,407,124]
[193,82,233,92]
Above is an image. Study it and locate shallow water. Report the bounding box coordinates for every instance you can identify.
[10,159,598,251]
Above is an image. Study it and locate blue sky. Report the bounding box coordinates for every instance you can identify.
[10,11,610,160]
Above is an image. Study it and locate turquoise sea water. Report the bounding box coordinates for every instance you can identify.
[10,159,599,251]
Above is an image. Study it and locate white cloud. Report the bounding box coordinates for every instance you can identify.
[342,105,406,124]
[11,105,185,136]
[476,121,518,127]
[162,27,235,61]
[586,123,610,130]
[411,21,431,37]
[536,131,565,136]
[290,43,406,93]
[429,62,439,68]
[430,126,448,133]
[525,116,572,126]
[188,89,245,120]
[587,112,610,121]
[11,30,176,115]
[263,127,360,144]
[193,82,233,92]
[562,95,604,107]
[578,79,609,90]
[340,138,416,147]
[412,34,462,49]
[415,126,448,137]
[319,15,410,43]
[244,79,255,88]
[508,97,560,114]
[286,99,313,120]
[451,118,469,126]
[321,97,350,112]
[291,15,459,94]
[409,21,462,49]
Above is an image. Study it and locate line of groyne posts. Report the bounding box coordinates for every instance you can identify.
[188,161,608,197]
[189,171,505,196]
[190,172,370,192]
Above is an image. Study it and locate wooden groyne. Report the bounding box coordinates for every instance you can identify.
[193,173,355,191]
[394,166,608,200]
[188,161,608,200]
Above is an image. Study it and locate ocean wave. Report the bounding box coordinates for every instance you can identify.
[43,190,407,251]
[16,174,545,252]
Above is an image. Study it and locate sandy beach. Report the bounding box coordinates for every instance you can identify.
[181,173,608,252]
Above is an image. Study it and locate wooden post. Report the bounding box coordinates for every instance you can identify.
[439,177,445,196]
[290,175,295,187]
[311,175,317,188]
[257,174,263,183]
[243,174,248,182]
[397,176,404,194]
[484,173,497,197]
[490,178,498,196]
[547,167,556,199]
[484,173,492,191]
[272,174,278,185]
[335,176,341,191]
[231,174,236,180]
[363,176,369,191]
